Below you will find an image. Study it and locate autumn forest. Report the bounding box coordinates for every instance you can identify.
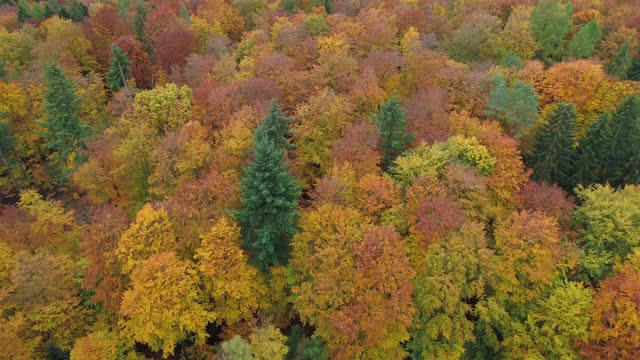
[1,0,640,359]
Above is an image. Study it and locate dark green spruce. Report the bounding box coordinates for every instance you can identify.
[372,96,414,170]
[531,102,577,191]
[235,101,300,272]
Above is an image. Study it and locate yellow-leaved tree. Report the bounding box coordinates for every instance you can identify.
[195,217,267,326]
[119,252,210,357]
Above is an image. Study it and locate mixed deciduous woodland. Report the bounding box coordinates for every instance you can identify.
[1,0,640,359]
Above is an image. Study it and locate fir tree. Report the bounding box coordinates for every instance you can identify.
[44,0,61,18]
[531,103,577,191]
[134,5,153,58]
[179,2,192,25]
[627,49,640,81]
[38,62,92,180]
[567,19,602,59]
[62,0,88,22]
[372,96,414,170]
[571,113,611,188]
[257,99,293,151]
[0,61,6,81]
[529,0,573,64]
[606,95,640,186]
[485,75,539,138]
[17,0,30,22]
[235,111,300,272]
[107,46,132,91]
[606,43,631,80]
[0,120,22,192]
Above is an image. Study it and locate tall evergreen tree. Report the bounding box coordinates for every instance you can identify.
[44,0,62,18]
[257,100,293,151]
[372,96,414,170]
[606,43,631,80]
[107,46,132,91]
[606,95,640,186]
[571,113,611,188]
[179,2,192,25]
[235,109,300,272]
[38,62,92,179]
[627,48,640,81]
[567,19,602,59]
[485,75,539,138]
[529,0,573,64]
[0,120,22,192]
[531,103,577,190]
[17,0,30,22]
[134,5,153,58]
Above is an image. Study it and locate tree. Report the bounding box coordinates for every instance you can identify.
[485,75,539,138]
[0,120,23,194]
[195,217,266,325]
[69,331,118,360]
[580,265,640,359]
[235,113,300,271]
[606,43,631,80]
[605,95,640,186]
[119,252,210,357]
[115,204,178,274]
[372,96,414,170]
[221,336,253,360]
[106,46,131,91]
[529,0,573,63]
[627,48,640,81]
[249,325,288,360]
[409,223,490,359]
[573,184,640,283]
[567,19,602,59]
[290,206,415,359]
[531,103,577,191]
[571,113,611,187]
[38,62,92,179]
[258,100,293,151]
[133,83,192,134]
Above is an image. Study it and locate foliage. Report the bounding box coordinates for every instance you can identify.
[372,96,414,170]
[106,46,131,91]
[568,20,602,59]
[119,252,210,357]
[485,74,539,138]
[133,83,192,134]
[530,0,573,63]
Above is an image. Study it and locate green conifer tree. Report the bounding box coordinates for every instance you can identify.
[529,0,573,64]
[38,62,92,180]
[17,0,30,22]
[627,49,640,81]
[567,19,602,59]
[485,75,539,138]
[606,95,640,186]
[372,96,414,170]
[571,113,611,188]
[179,2,192,25]
[0,120,22,192]
[235,109,300,272]
[107,46,132,91]
[531,103,577,190]
[606,43,632,80]
[257,100,293,151]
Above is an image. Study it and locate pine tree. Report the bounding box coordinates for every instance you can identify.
[627,49,640,81]
[235,113,300,272]
[257,99,293,151]
[38,62,92,179]
[107,46,132,91]
[606,95,640,186]
[567,19,602,59]
[531,102,577,191]
[529,0,573,64]
[606,43,631,80]
[134,5,153,58]
[0,61,6,81]
[571,113,611,188]
[44,0,61,18]
[63,0,88,22]
[372,96,414,170]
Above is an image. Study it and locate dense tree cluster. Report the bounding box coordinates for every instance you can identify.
[1,0,640,359]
